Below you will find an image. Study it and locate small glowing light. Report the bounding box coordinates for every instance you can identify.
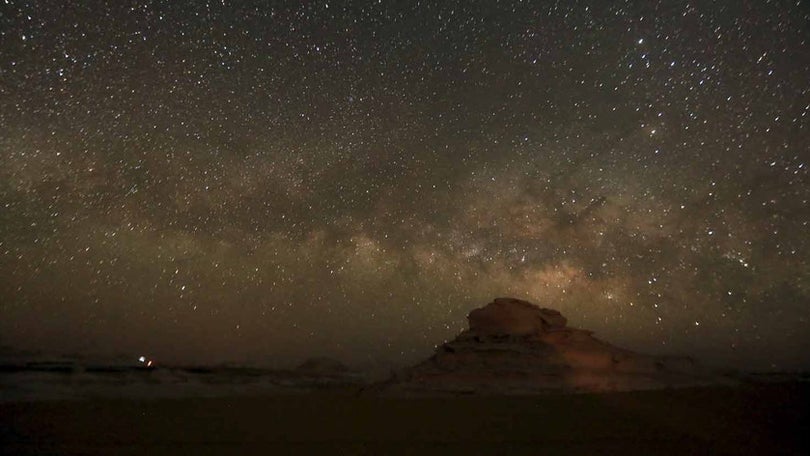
[146,360,153,367]
[138,356,146,363]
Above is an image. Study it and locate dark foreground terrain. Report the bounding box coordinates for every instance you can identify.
[2,383,808,455]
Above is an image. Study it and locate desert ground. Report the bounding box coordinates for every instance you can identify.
[2,382,807,455]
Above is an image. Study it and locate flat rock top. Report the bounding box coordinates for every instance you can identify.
[467,297,568,336]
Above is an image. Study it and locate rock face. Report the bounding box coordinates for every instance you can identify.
[374,297,729,395]
[468,298,567,335]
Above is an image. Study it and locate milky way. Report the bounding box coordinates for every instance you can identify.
[1,1,808,369]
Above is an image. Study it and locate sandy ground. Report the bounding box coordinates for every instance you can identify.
[2,383,808,455]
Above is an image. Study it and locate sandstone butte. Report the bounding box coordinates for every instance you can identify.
[372,297,731,395]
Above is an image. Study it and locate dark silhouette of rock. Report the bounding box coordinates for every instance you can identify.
[373,297,731,395]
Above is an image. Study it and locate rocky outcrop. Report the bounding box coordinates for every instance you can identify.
[373,297,730,395]
[468,298,567,335]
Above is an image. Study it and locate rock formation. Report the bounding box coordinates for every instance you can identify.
[374,297,729,394]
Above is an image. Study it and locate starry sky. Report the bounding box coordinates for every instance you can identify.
[1,1,808,370]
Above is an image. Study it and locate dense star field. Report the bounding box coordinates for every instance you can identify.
[0,1,808,370]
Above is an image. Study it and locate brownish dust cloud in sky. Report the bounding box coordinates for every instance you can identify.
[1,1,808,369]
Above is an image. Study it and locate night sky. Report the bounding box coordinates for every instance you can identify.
[1,1,808,370]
